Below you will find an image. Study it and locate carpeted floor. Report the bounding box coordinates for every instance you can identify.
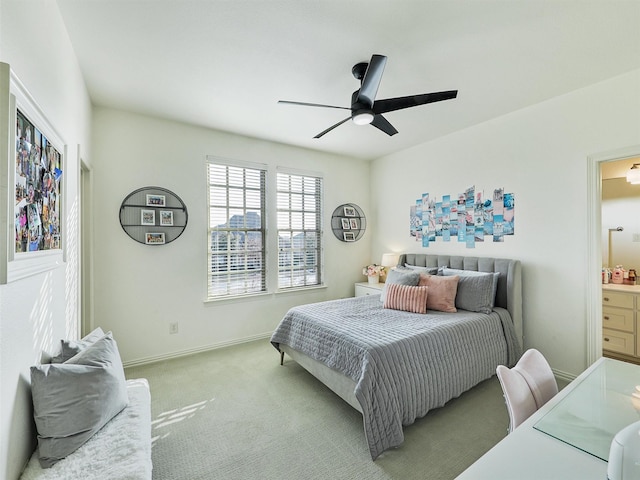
[125,339,512,480]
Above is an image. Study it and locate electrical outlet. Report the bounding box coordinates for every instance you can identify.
[169,322,179,334]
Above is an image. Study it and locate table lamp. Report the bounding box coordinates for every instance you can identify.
[380,253,399,282]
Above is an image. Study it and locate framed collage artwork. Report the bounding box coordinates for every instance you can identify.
[0,63,66,283]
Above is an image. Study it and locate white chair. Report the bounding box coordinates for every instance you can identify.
[496,348,558,433]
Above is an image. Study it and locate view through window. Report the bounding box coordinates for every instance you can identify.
[277,171,323,289]
[207,161,323,299]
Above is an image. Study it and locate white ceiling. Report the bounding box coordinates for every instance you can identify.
[56,0,640,161]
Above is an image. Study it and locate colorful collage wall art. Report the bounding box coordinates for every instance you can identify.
[410,186,514,248]
[15,109,63,253]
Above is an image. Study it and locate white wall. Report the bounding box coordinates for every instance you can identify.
[371,69,640,378]
[90,107,371,365]
[0,1,92,479]
[602,177,640,270]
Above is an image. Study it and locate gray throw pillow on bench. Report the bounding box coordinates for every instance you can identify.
[31,332,128,468]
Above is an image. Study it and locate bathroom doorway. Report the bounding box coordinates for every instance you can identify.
[600,156,640,364]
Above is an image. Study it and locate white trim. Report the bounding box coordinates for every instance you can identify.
[122,332,273,368]
[586,145,640,366]
[276,165,324,178]
[0,63,10,284]
[552,368,577,384]
[205,154,267,171]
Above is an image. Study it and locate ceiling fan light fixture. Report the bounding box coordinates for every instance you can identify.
[352,111,374,125]
[627,164,640,184]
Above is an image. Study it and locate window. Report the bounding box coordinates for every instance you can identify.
[207,160,266,298]
[277,171,323,289]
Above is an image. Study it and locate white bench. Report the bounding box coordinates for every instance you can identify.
[20,379,152,480]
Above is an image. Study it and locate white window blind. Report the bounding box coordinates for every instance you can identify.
[277,172,323,289]
[207,161,266,299]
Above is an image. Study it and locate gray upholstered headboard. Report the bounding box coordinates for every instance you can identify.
[398,253,523,349]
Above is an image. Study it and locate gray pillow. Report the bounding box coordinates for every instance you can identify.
[381,269,420,303]
[402,264,439,275]
[31,332,128,468]
[441,268,499,314]
[51,327,105,364]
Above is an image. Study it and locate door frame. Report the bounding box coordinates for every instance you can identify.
[587,144,640,365]
[80,158,93,336]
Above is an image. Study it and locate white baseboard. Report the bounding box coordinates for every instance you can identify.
[123,332,273,368]
[552,368,577,383]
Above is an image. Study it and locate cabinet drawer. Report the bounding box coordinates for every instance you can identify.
[602,291,635,309]
[602,306,635,333]
[603,328,635,356]
[355,284,383,297]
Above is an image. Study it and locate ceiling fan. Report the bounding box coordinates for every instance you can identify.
[278,54,458,138]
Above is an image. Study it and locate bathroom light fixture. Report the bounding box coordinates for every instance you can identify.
[626,164,640,184]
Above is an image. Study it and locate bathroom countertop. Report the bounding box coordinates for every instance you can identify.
[602,283,640,292]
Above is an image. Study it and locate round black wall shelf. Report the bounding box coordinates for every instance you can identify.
[119,186,188,245]
[331,203,366,242]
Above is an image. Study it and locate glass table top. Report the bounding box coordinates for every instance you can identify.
[533,358,640,461]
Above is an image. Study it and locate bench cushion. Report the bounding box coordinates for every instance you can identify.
[20,379,152,480]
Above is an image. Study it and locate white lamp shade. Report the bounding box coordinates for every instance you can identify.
[381,253,399,268]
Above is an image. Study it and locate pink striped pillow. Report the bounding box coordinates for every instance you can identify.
[382,283,428,314]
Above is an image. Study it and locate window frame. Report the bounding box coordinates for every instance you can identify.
[206,157,267,300]
[275,168,324,291]
[205,160,325,302]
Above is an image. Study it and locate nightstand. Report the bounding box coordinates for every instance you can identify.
[355,281,384,297]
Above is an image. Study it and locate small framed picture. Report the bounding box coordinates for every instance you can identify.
[141,209,155,225]
[160,210,174,226]
[146,194,166,207]
[343,232,355,242]
[343,206,356,217]
[341,218,350,229]
[349,218,358,229]
[145,232,165,245]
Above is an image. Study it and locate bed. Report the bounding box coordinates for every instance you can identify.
[270,253,523,459]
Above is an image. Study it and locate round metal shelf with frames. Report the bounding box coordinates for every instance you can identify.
[119,186,188,245]
[331,203,366,242]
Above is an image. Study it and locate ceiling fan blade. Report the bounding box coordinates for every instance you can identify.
[371,114,398,136]
[356,54,387,107]
[314,117,351,139]
[278,100,350,110]
[373,90,458,114]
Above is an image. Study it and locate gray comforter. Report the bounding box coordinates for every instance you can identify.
[270,294,521,460]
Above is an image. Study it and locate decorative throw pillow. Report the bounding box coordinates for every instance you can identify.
[51,327,105,364]
[383,283,428,314]
[31,332,128,468]
[440,268,499,314]
[419,273,459,313]
[402,264,439,275]
[380,269,420,303]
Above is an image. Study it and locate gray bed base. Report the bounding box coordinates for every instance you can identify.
[280,253,523,416]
